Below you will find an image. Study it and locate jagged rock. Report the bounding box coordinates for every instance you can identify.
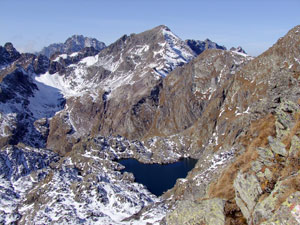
[256,147,274,160]
[185,38,226,55]
[251,160,263,173]
[145,49,252,140]
[33,118,49,138]
[256,149,275,167]
[275,100,300,137]
[230,46,247,54]
[33,54,50,74]
[290,135,300,158]
[166,198,225,225]
[268,136,287,156]
[251,177,296,224]
[0,43,21,66]
[234,172,262,222]
[260,191,300,225]
[263,168,273,181]
[48,46,101,74]
[39,35,106,58]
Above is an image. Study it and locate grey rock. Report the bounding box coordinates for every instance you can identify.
[257,147,274,160]
[260,191,300,225]
[251,161,263,173]
[252,179,291,224]
[230,46,247,54]
[166,198,225,225]
[263,168,273,181]
[289,135,300,158]
[234,172,262,221]
[268,136,287,157]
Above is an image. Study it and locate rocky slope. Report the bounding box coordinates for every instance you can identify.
[164,25,300,224]
[39,35,106,58]
[0,24,299,224]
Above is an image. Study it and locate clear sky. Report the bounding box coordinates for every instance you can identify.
[1,0,299,56]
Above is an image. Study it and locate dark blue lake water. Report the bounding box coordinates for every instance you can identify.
[118,158,198,196]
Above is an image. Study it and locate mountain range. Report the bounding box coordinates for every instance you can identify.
[0,24,299,224]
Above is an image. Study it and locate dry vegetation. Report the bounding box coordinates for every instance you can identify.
[208,114,276,200]
[206,114,276,224]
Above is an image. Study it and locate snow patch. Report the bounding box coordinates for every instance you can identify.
[53,54,68,62]
[193,149,235,186]
[80,54,99,66]
[28,80,64,119]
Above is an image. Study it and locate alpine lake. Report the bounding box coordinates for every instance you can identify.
[118,158,198,196]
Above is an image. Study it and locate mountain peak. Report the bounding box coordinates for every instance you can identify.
[158,24,171,31]
[0,42,21,66]
[230,46,247,54]
[148,25,172,34]
[155,24,169,29]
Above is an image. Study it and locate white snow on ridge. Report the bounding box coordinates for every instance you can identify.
[163,28,194,62]
[35,72,77,97]
[80,54,99,66]
[70,52,79,57]
[132,44,150,55]
[34,26,196,101]
[53,54,68,62]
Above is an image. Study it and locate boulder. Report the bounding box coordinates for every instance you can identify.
[234,172,262,222]
[166,198,225,225]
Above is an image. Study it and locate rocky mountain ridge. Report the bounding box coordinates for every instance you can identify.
[165,24,300,224]
[186,38,227,55]
[0,24,299,224]
[38,34,106,58]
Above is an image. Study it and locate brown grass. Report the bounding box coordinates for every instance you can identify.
[208,114,276,200]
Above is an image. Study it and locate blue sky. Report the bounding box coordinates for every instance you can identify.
[1,0,299,56]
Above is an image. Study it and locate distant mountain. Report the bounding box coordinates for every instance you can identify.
[38,35,106,58]
[0,42,21,66]
[230,46,247,54]
[185,38,227,55]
